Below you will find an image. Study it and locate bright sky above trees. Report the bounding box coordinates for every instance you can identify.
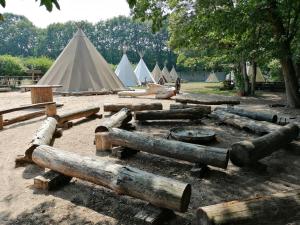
[2,0,130,28]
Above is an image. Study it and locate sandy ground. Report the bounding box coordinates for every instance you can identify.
[0,91,299,225]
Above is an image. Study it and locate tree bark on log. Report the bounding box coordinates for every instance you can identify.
[211,110,279,135]
[134,108,209,121]
[196,189,300,225]
[15,117,57,165]
[32,145,191,212]
[169,103,211,113]
[95,108,132,133]
[3,110,45,126]
[230,124,299,166]
[104,103,162,112]
[175,97,240,105]
[96,128,229,169]
[54,106,100,124]
[214,107,278,123]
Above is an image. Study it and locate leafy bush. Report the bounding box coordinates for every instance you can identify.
[0,55,26,76]
[23,56,53,74]
[268,59,283,81]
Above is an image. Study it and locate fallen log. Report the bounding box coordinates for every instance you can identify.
[230,124,299,167]
[32,145,191,212]
[196,189,300,225]
[169,103,211,113]
[215,106,278,123]
[3,110,45,126]
[54,106,100,124]
[15,117,57,166]
[95,128,229,169]
[95,108,132,133]
[175,97,240,105]
[104,103,163,112]
[0,102,56,114]
[134,108,209,121]
[155,89,176,99]
[211,109,279,135]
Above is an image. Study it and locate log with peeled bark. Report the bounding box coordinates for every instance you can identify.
[118,84,170,97]
[196,189,300,225]
[32,145,191,212]
[95,108,132,133]
[214,106,278,123]
[15,117,57,166]
[211,109,279,135]
[0,102,56,114]
[175,97,240,105]
[54,106,100,124]
[3,110,45,126]
[104,103,163,112]
[155,89,176,99]
[230,123,299,167]
[169,103,211,113]
[95,128,229,169]
[134,108,209,121]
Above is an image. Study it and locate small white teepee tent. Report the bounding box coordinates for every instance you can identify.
[115,52,140,86]
[134,53,156,83]
[38,28,124,92]
[170,66,179,81]
[206,72,220,82]
[152,63,163,82]
[162,66,172,82]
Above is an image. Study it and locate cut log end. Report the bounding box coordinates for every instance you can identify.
[180,183,192,212]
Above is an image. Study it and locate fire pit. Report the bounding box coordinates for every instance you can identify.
[169,127,216,143]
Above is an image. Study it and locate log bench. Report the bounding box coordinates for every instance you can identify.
[0,102,57,130]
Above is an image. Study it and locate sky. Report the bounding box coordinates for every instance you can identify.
[2,0,131,28]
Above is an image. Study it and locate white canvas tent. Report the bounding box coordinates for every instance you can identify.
[247,65,266,82]
[134,56,156,83]
[152,63,163,82]
[170,66,179,81]
[115,53,140,86]
[38,29,124,92]
[162,66,172,82]
[206,72,220,82]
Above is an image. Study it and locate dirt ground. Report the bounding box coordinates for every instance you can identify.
[0,91,299,225]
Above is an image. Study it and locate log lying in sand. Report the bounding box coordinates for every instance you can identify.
[134,108,209,121]
[3,110,45,126]
[196,189,300,225]
[15,117,57,165]
[54,106,100,124]
[32,145,191,212]
[230,123,299,167]
[155,89,176,99]
[175,97,240,105]
[95,108,132,133]
[215,106,278,123]
[104,103,163,112]
[95,128,229,169]
[169,103,211,113]
[211,109,279,135]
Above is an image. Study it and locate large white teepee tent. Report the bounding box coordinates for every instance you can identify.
[115,53,140,86]
[162,66,172,82]
[247,65,266,82]
[38,29,124,92]
[170,66,179,81]
[134,54,156,83]
[152,63,163,82]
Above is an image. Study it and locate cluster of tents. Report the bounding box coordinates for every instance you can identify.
[38,29,178,93]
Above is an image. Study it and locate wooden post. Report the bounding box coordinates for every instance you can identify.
[104,103,163,112]
[95,132,112,151]
[96,128,229,169]
[134,108,210,121]
[0,114,3,130]
[230,123,299,167]
[45,103,57,117]
[196,189,300,225]
[31,87,53,104]
[32,145,191,212]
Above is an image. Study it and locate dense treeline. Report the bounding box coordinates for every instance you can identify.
[0,13,177,70]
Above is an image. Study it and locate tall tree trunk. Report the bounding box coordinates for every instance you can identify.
[241,60,250,95]
[251,61,257,96]
[280,42,300,108]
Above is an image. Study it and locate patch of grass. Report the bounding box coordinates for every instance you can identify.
[181,82,236,96]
